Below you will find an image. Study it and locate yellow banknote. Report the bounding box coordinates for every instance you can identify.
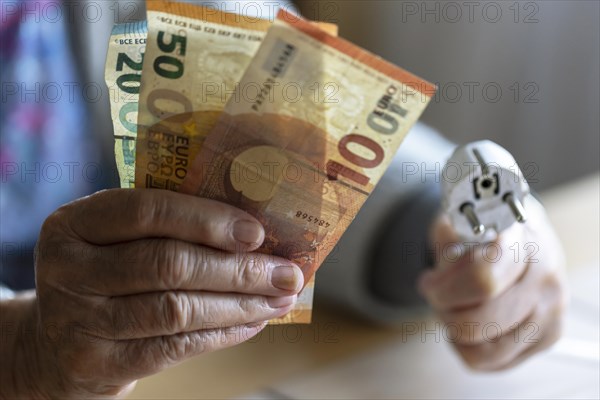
[136,1,271,192]
[135,1,336,192]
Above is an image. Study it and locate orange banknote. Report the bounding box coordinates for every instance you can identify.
[180,10,435,323]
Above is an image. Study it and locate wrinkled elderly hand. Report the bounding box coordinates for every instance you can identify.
[3,189,303,399]
[419,196,568,370]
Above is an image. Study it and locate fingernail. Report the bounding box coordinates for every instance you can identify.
[267,295,297,308]
[417,272,434,296]
[271,266,302,292]
[233,220,263,245]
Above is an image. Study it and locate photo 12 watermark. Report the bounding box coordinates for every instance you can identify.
[398,1,540,24]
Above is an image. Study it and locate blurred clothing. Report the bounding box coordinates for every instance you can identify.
[0,0,102,288]
[1,0,96,242]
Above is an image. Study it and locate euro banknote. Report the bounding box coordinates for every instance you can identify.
[105,21,148,188]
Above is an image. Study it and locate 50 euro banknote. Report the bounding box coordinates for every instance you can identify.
[136,0,336,192]
[179,10,436,323]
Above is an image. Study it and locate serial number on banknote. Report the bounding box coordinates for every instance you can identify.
[295,211,331,228]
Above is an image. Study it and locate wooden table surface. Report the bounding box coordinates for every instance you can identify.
[129,173,600,399]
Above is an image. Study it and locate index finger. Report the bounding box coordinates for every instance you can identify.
[61,189,264,251]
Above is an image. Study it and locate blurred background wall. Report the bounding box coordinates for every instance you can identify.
[298,0,600,190]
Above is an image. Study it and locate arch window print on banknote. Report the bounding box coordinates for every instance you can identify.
[105,0,434,324]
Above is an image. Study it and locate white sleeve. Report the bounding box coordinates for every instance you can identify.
[315,123,456,324]
[0,285,16,301]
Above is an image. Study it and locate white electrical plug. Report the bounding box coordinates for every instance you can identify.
[442,140,530,242]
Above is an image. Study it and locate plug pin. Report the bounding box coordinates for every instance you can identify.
[504,193,527,223]
[472,147,490,176]
[460,202,485,235]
